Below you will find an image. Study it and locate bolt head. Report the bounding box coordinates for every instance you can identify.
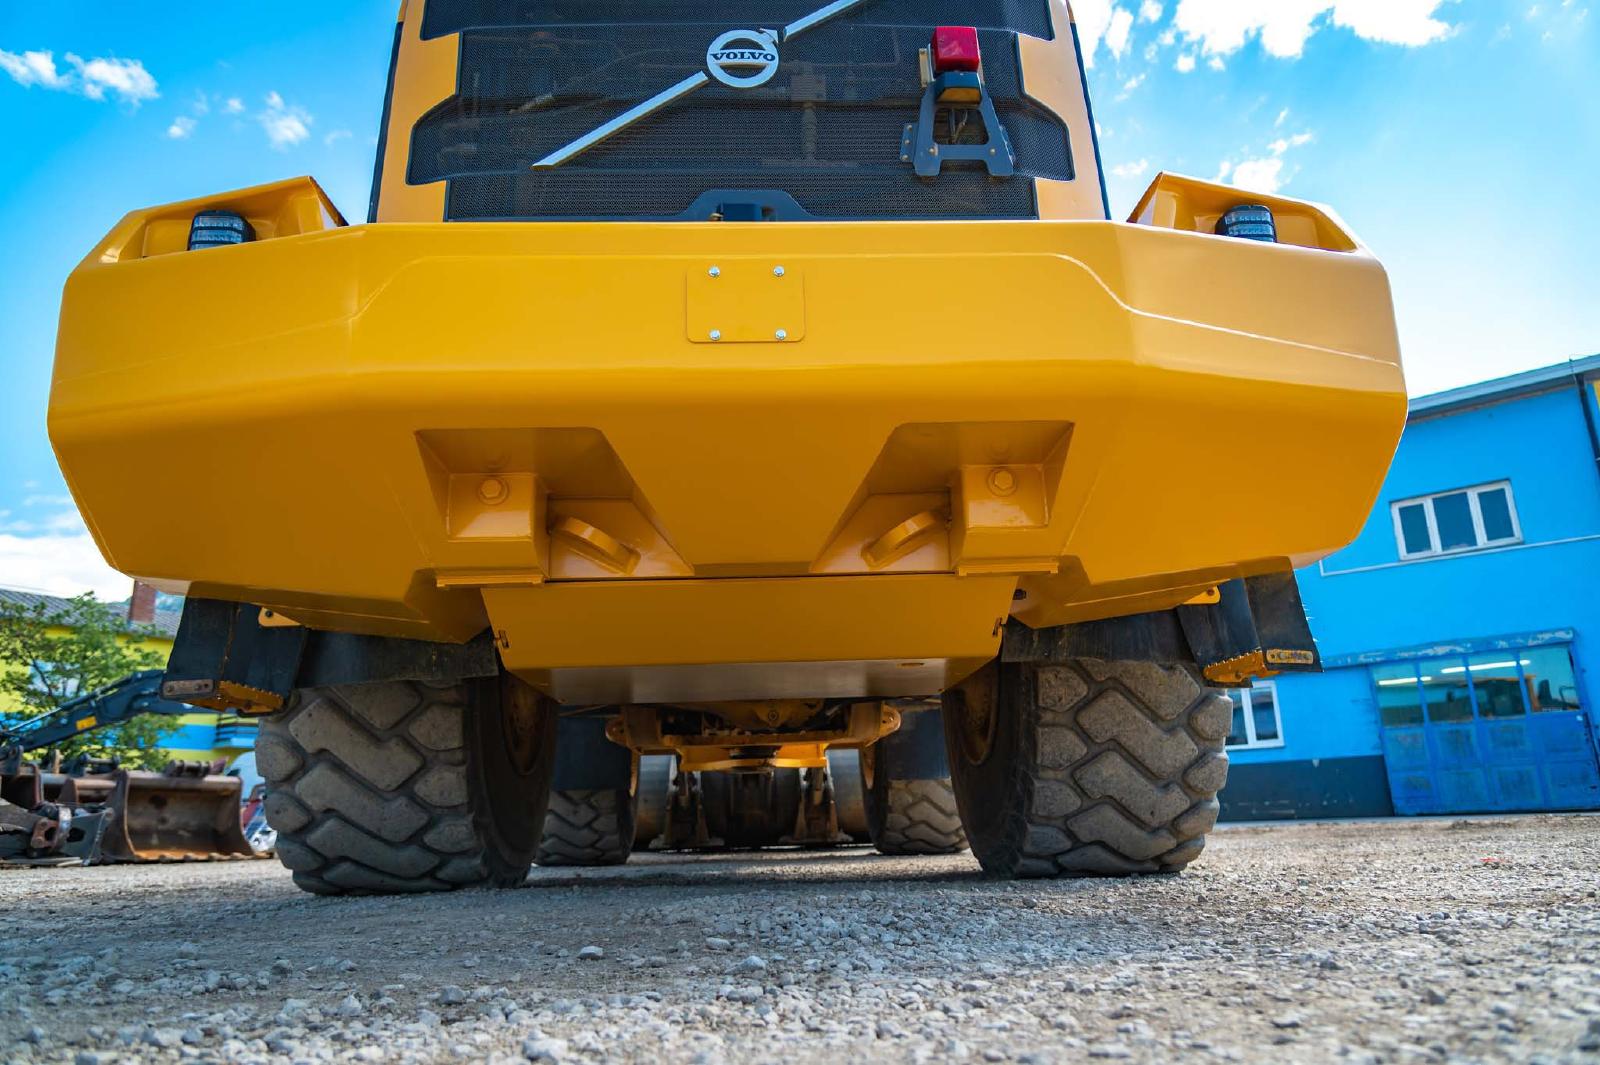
[775,329,788,341]
[773,266,786,278]
[477,476,510,505]
[708,266,721,278]
[987,468,1018,496]
[710,329,722,342]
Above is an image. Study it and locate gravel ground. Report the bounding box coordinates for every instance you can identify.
[2,815,1598,1065]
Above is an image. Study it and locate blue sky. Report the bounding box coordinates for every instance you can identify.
[0,1,1595,599]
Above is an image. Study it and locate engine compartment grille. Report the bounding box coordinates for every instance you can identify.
[422,1,1055,40]
[409,3,1072,221]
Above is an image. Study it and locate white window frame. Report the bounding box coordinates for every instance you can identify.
[1390,480,1522,561]
[1226,681,1284,750]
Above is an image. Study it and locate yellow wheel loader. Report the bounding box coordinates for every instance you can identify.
[49,1,1404,894]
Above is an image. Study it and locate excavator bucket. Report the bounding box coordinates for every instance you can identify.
[96,769,257,863]
[0,764,42,809]
[56,775,113,806]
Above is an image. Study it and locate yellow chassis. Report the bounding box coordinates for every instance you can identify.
[51,173,1405,705]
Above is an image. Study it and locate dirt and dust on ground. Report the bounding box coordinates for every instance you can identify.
[2,815,1598,1065]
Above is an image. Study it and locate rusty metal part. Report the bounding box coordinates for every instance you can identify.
[648,770,722,851]
[57,775,115,806]
[1,764,43,809]
[95,770,259,863]
[0,797,108,867]
[781,766,852,847]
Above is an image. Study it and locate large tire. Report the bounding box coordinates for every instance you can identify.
[861,705,967,856]
[632,756,674,849]
[943,659,1230,878]
[257,675,556,895]
[536,716,636,867]
[825,749,871,843]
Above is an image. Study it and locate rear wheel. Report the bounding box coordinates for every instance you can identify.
[860,704,967,856]
[536,715,636,867]
[632,755,674,849]
[942,659,1230,878]
[257,674,556,895]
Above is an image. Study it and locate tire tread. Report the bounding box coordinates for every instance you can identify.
[536,789,632,866]
[954,660,1229,878]
[261,682,510,896]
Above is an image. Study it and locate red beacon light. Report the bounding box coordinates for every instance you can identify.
[931,26,982,74]
[929,27,983,104]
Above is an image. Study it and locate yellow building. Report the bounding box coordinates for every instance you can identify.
[0,585,257,765]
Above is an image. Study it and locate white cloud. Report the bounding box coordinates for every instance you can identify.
[1111,159,1150,178]
[324,128,352,147]
[259,91,312,149]
[1275,107,1291,127]
[1172,0,1454,59]
[1231,156,1286,194]
[67,54,159,105]
[1140,0,1165,21]
[1270,131,1315,154]
[1220,127,1314,195]
[0,49,157,105]
[0,506,130,601]
[1208,54,1227,69]
[224,96,244,114]
[0,49,71,89]
[166,115,197,139]
[191,91,210,115]
[1175,52,1197,71]
[1105,7,1136,59]
[1072,0,1115,67]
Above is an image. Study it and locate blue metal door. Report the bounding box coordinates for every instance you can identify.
[1374,649,1600,815]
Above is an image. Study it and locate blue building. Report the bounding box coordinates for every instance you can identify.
[1221,356,1600,820]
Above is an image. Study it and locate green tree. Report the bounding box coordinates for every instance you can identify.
[0,594,172,770]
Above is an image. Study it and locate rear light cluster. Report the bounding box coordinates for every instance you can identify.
[1215,204,1279,243]
[930,25,983,105]
[904,24,1015,179]
[188,210,254,251]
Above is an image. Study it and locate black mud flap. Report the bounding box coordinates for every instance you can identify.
[1001,572,1320,688]
[163,598,499,714]
[1176,573,1321,686]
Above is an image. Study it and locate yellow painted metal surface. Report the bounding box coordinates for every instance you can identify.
[608,701,897,771]
[1027,0,1110,220]
[51,172,1405,703]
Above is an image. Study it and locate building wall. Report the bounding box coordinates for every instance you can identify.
[1221,379,1600,820]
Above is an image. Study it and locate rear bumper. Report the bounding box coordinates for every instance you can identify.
[51,175,1405,702]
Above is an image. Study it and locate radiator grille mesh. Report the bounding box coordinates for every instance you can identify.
[408,4,1070,220]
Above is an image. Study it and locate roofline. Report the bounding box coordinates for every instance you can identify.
[1409,354,1600,420]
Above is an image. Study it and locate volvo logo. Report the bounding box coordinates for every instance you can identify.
[706,29,781,89]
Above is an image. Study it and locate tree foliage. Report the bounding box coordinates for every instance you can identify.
[0,594,172,770]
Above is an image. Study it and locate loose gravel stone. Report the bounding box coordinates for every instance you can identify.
[1,816,1595,1064]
